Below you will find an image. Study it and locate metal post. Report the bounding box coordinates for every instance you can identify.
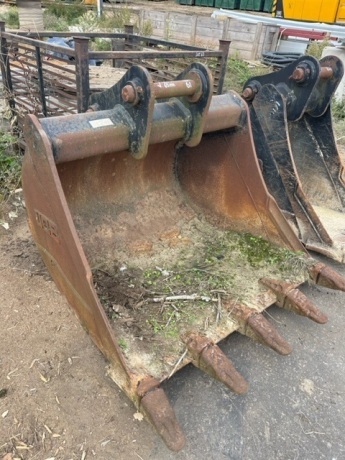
[74,37,90,113]
[216,40,231,95]
[124,24,134,34]
[124,24,135,50]
[111,38,125,68]
[97,0,103,18]
[35,46,47,117]
[274,0,283,17]
[124,24,137,66]
[0,21,15,112]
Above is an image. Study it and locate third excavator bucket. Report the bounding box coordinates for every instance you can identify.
[243,55,345,262]
[22,61,345,451]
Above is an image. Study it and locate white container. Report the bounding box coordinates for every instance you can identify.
[277,38,309,54]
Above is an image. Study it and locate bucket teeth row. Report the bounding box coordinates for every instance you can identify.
[308,262,345,292]
[139,384,186,452]
[182,332,249,394]
[261,278,328,324]
[225,302,292,355]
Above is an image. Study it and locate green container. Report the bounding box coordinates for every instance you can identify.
[215,0,240,8]
[179,0,195,4]
[239,0,264,10]
[263,0,273,12]
[195,0,215,6]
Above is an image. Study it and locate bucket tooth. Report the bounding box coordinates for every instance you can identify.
[226,302,292,355]
[182,332,249,394]
[139,382,185,452]
[308,262,345,292]
[261,278,328,324]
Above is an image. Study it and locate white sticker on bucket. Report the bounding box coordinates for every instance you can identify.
[89,118,114,128]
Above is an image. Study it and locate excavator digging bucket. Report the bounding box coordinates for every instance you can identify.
[22,63,343,451]
[243,55,345,262]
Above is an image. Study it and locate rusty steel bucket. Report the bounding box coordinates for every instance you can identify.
[22,63,345,450]
[244,55,345,262]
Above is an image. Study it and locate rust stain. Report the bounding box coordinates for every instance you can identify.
[140,387,186,452]
[225,301,292,355]
[309,262,345,292]
[183,332,248,394]
[261,278,328,324]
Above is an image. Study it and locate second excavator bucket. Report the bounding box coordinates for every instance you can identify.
[243,55,345,262]
[22,62,345,451]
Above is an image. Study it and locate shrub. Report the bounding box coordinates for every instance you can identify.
[306,39,330,60]
[76,10,100,32]
[332,100,345,121]
[99,7,132,31]
[140,19,153,37]
[224,54,271,93]
[43,11,69,31]
[91,37,111,51]
[0,131,21,200]
[0,7,20,29]
[45,1,87,25]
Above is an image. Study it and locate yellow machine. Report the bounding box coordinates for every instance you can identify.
[279,0,345,23]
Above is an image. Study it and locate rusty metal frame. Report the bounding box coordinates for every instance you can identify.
[0,22,230,133]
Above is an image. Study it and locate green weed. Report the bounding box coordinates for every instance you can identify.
[146,318,164,334]
[306,39,330,60]
[0,7,19,28]
[236,233,304,269]
[146,309,180,338]
[118,337,128,351]
[0,131,21,201]
[140,19,153,37]
[332,100,345,121]
[43,11,69,31]
[76,10,100,32]
[224,54,271,93]
[45,1,87,25]
[99,7,132,30]
[91,37,112,52]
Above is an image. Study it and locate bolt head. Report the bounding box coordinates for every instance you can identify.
[121,85,136,103]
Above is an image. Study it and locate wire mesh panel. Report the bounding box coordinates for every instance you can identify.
[1,34,78,129]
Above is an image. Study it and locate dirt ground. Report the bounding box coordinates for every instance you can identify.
[0,202,164,459]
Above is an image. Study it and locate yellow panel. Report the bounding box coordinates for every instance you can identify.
[302,0,323,21]
[336,0,345,21]
[283,0,339,22]
[282,0,298,20]
[318,0,341,22]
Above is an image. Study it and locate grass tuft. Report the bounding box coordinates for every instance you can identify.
[0,131,21,202]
